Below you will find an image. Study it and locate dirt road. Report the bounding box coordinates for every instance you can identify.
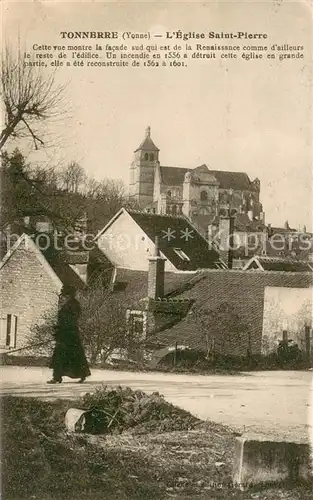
[1,366,312,442]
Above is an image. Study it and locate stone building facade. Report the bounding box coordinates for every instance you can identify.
[0,234,85,354]
[129,127,264,236]
[0,235,62,352]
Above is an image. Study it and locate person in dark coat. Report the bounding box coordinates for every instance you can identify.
[47,284,91,384]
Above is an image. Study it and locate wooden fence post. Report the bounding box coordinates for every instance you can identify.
[305,325,311,361]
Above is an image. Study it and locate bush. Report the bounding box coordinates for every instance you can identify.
[156,347,311,373]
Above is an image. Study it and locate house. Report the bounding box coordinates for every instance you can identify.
[243,256,313,272]
[95,246,313,362]
[151,268,313,358]
[260,222,313,259]
[0,233,85,354]
[95,208,226,272]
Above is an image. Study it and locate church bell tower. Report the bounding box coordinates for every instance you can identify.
[129,126,159,209]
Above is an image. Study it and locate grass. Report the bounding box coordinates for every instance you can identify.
[1,395,312,500]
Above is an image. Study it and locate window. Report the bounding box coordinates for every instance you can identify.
[0,314,17,349]
[167,190,172,198]
[200,190,208,201]
[144,153,149,160]
[173,248,190,262]
[127,311,146,342]
[149,153,154,161]
[172,204,177,215]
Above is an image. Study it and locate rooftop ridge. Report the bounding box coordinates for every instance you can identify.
[255,255,313,264]
[126,208,189,220]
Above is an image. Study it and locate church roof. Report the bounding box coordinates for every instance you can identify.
[134,126,159,152]
[159,164,253,190]
[210,170,251,190]
[159,166,190,185]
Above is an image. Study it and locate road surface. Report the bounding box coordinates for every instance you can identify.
[1,366,312,442]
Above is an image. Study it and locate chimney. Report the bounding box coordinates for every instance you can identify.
[148,236,166,299]
[247,210,253,222]
[219,215,235,269]
[259,211,265,224]
[23,216,30,227]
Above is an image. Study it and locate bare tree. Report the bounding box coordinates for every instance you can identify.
[78,274,129,364]
[60,161,86,193]
[0,44,66,150]
[193,302,247,357]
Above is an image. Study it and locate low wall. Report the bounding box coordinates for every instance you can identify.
[233,434,313,488]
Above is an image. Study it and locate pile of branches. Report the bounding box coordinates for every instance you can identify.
[77,385,201,434]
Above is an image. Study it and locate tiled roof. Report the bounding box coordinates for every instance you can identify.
[210,170,252,190]
[0,233,85,291]
[89,245,112,265]
[159,165,253,191]
[42,247,86,290]
[193,213,265,233]
[110,268,197,333]
[114,267,194,298]
[153,269,313,353]
[298,245,313,261]
[88,268,194,334]
[134,136,159,152]
[159,166,189,185]
[259,235,313,260]
[127,210,223,270]
[245,256,313,272]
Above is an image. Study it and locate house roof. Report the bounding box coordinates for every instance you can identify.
[159,164,253,191]
[298,245,313,261]
[153,269,313,350]
[0,233,85,291]
[0,234,62,289]
[42,247,86,290]
[127,209,224,271]
[104,268,198,334]
[113,267,195,298]
[243,255,313,272]
[258,235,313,260]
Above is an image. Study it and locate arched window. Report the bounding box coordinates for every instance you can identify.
[200,190,208,202]
[149,153,154,161]
[167,190,172,198]
[144,153,149,160]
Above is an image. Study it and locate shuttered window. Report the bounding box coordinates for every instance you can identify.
[0,314,17,349]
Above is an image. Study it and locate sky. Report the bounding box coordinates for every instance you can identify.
[1,0,312,230]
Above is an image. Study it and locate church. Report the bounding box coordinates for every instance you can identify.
[129,127,264,237]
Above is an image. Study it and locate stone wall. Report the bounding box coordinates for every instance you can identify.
[0,242,61,353]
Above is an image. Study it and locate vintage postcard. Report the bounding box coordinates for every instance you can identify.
[1,0,312,498]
